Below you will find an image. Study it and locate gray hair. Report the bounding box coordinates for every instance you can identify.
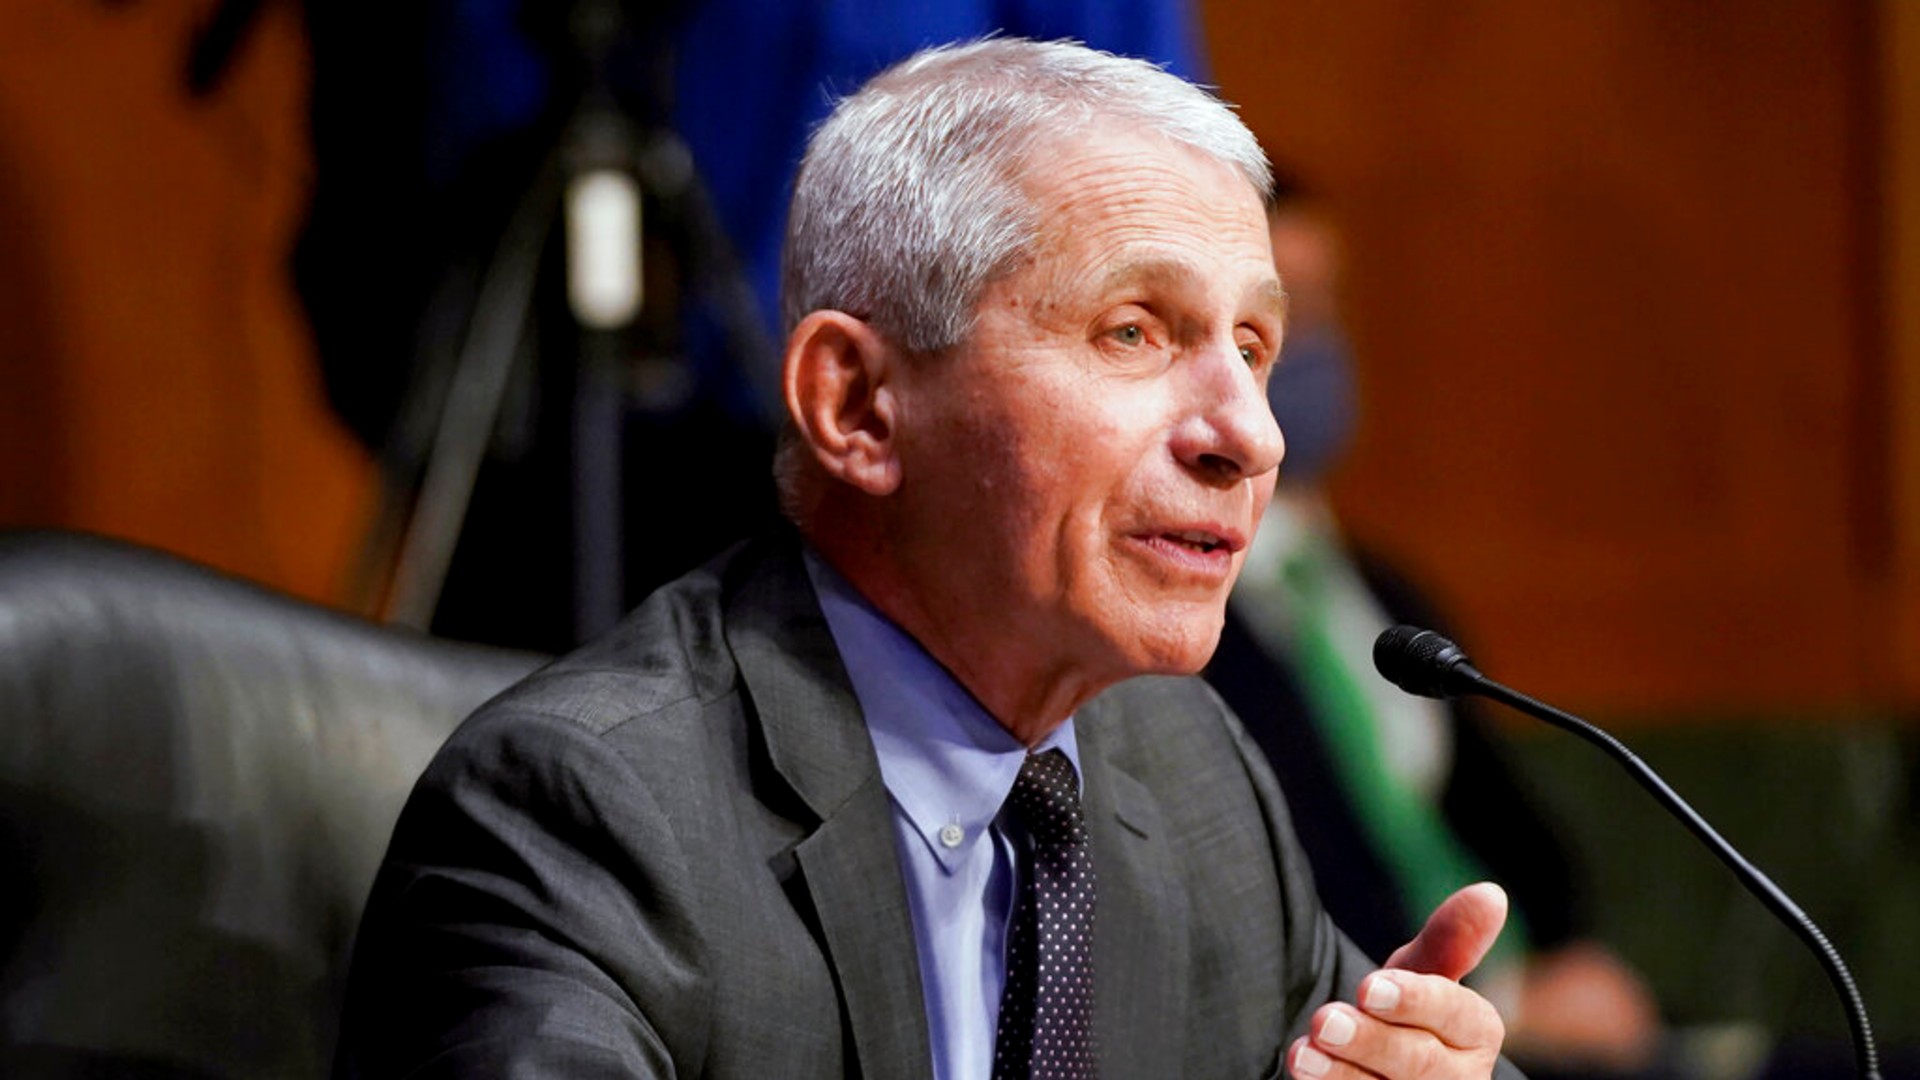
[780,37,1271,354]
[775,38,1270,524]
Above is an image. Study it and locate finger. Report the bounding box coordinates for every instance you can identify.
[1295,988,1504,1080]
[1287,1034,1381,1080]
[1294,1003,1447,1080]
[1385,882,1508,981]
[1355,970,1505,1054]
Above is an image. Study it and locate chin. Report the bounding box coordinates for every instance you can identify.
[1116,609,1226,677]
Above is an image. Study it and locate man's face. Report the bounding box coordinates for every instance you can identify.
[889,129,1285,690]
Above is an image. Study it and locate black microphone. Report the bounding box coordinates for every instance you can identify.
[1374,624,1881,1080]
[1372,625,1483,698]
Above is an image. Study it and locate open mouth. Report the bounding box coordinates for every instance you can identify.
[1163,530,1227,554]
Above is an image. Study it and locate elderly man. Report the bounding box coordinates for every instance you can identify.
[336,39,1517,1080]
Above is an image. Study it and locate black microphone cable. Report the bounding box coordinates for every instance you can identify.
[1373,625,1882,1080]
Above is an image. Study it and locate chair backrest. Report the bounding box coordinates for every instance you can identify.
[0,531,547,1078]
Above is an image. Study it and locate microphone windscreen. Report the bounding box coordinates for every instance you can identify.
[1372,624,1470,698]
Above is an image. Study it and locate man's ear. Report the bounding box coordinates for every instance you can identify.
[782,310,903,496]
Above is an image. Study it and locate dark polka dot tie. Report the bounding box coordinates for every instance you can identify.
[992,749,1098,1080]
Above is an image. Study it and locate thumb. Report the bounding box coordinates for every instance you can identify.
[1384,881,1509,981]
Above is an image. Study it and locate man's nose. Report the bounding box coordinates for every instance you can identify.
[1175,343,1286,484]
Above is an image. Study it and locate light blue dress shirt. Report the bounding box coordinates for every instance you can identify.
[804,551,1082,1080]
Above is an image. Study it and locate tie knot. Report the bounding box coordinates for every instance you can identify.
[1008,749,1085,848]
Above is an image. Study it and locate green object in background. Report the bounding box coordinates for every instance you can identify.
[1281,538,1509,947]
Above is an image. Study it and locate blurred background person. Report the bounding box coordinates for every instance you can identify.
[1206,174,1665,1078]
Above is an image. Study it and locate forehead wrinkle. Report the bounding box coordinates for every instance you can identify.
[1010,135,1271,318]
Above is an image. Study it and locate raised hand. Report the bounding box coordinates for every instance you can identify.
[1289,883,1510,1080]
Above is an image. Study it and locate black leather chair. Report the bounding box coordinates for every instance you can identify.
[0,531,546,1078]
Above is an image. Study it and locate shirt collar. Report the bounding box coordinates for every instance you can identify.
[803,548,1081,873]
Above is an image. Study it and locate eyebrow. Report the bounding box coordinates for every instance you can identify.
[1091,257,1203,301]
[1250,278,1289,327]
[1088,258,1289,326]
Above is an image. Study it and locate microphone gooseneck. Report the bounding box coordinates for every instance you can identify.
[1371,625,1881,1080]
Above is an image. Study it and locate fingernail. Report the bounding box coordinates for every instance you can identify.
[1294,1042,1333,1078]
[1318,1008,1356,1047]
[1362,974,1401,1013]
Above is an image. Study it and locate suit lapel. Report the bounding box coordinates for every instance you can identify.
[725,540,933,1079]
[792,784,931,1078]
[1078,697,1189,1080]
[723,539,1194,1078]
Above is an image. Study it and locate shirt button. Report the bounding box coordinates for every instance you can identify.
[938,823,965,848]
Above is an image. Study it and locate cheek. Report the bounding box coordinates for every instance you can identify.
[1251,471,1278,516]
[947,408,1043,507]
[925,361,1169,575]
[944,381,1090,512]
[967,435,1116,597]
[913,398,1064,573]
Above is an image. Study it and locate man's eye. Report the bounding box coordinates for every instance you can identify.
[1112,324,1144,346]
[1239,344,1260,366]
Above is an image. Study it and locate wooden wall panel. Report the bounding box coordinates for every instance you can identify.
[0,0,374,604]
[1204,1,1887,714]
[1,2,1908,709]
[1884,0,1920,704]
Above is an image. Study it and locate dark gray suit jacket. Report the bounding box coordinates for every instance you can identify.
[336,536,1394,1078]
